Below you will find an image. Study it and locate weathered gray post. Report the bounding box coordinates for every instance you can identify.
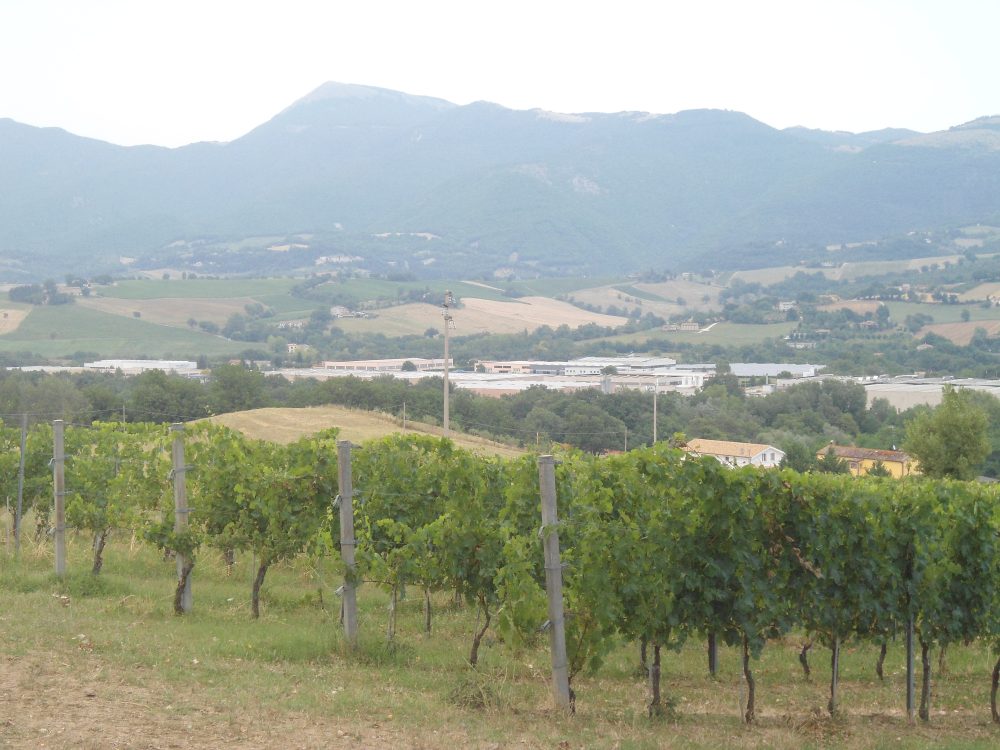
[53,419,66,576]
[171,424,192,613]
[337,440,358,647]
[539,455,571,711]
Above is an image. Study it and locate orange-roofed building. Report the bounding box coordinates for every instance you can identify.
[817,445,918,478]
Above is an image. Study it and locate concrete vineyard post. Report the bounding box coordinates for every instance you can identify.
[172,424,192,613]
[337,440,358,648]
[539,455,571,711]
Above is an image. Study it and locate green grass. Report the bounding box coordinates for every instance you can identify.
[100,278,299,300]
[1,532,997,749]
[0,305,248,358]
[599,322,797,348]
[507,277,623,296]
[885,302,1000,325]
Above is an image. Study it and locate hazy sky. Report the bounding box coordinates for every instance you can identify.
[1,0,996,147]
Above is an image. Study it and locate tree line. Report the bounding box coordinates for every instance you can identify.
[0,367,996,475]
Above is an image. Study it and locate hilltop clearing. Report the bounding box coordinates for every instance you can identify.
[207,404,524,457]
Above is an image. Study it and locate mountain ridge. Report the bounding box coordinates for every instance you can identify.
[2,82,1000,280]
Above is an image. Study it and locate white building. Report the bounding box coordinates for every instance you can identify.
[320,358,450,372]
[84,360,199,375]
[685,438,785,468]
[563,355,678,376]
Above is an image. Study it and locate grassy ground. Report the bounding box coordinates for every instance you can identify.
[598,322,798,349]
[99,279,299,300]
[0,305,248,359]
[0,536,997,749]
[885,302,1000,325]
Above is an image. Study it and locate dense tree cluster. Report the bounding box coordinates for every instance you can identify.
[2,367,993,475]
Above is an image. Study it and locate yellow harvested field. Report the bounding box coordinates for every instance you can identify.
[732,254,967,286]
[917,320,1000,346]
[958,282,1000,302]
[566,281,721,318]
[338,297,626,336]
[633,280,723,309]
[567,286,675,318]
[0,308,29,334]
[818,300,882,315]
[79,296,257,326]
[207,405,525,458]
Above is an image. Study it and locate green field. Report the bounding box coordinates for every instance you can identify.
[612,284,670,302]
[1,534,996,749]
[885,301,1000,325]
[506,277,622,296]
[599,322,797,349]
[0,305,248,358]
[100,278,299,300]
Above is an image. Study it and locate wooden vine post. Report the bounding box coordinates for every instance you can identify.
[538,455,572,711]
[172,424,192,613]
[337,440,358,648]
[708,633,718,677]
[906,615,916,724]
[52,419,66,576]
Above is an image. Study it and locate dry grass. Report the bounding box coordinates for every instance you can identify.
[917,320,1000,345]
[79,295,257,327]
[207,405,525,457]
[1,537,998,750]
[959,283,1000,302]
[337,297,626,336]
[633,280,724,309]
[0,308,29,335]
[818,300,883,315]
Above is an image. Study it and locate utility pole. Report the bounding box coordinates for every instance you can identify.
[442,290,454,437]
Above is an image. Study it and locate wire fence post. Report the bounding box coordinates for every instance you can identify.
[337,440,358,648]
[172,423,192,613]
[52,419,66,576]
[539,455,571,711]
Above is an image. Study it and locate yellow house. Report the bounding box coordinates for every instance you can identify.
[818,445,918,478]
